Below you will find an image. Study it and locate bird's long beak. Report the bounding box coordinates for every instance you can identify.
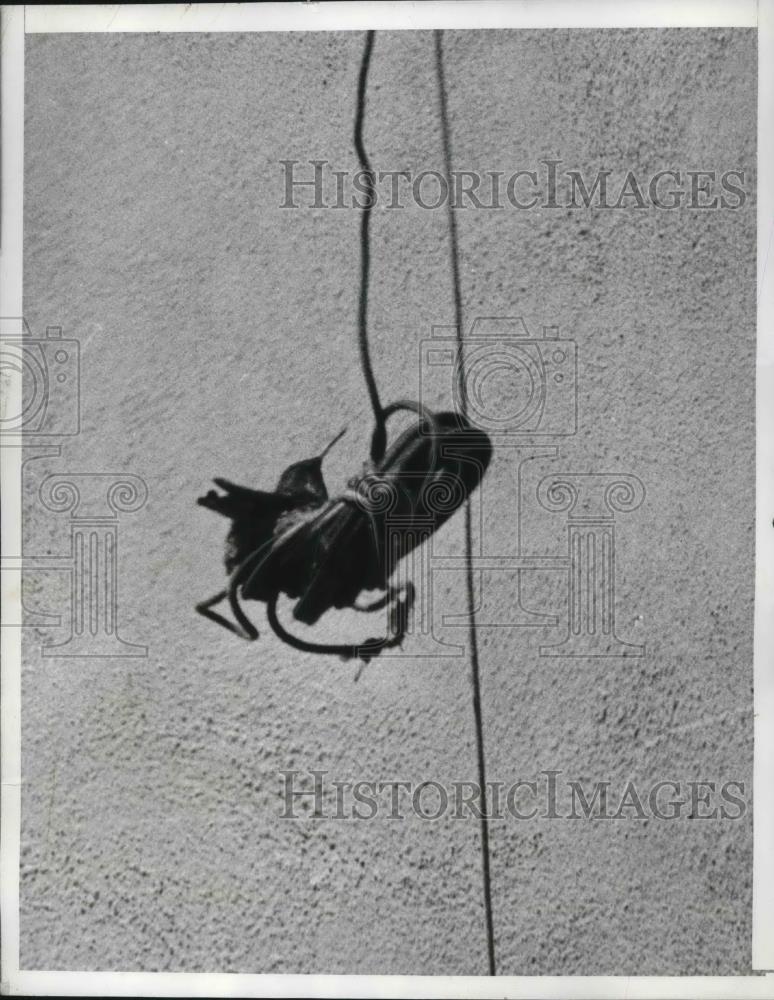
[320,426,347,459]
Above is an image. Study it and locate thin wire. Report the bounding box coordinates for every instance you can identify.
[434,29,497,978]
[354,30,387,463]
[352,27,496,972]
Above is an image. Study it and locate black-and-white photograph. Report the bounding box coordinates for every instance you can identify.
[1,2,773,997]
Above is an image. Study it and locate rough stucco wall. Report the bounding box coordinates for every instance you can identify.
[20,29,755,974]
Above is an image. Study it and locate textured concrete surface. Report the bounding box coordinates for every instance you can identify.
[20,29,755,974]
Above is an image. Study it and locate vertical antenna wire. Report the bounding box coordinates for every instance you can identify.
[353,27,496,974]
[434,29,497,977]
[354,30,387,463]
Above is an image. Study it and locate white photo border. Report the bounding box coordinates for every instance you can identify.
[1,2,772,997]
